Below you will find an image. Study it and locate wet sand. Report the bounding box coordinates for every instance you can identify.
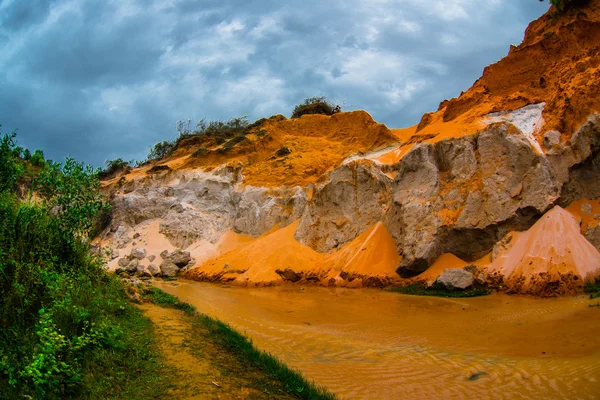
[154,280,600,399]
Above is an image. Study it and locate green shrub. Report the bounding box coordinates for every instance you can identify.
[222,134,247,151]
[146,164,171,174]
[98,158,131,179]
[275,146,292,157]
[585,278,600,299]
[147,140,176,160]
[542,0,582,12]
[194,116,250,144]
[30,149,46,167]
[291,97,334,119]
[0,129,23,193]
[34,157,110,238]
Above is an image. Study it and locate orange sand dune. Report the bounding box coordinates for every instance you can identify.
[323,221,400,277]
[488,206,600,295]
[185,221,323,286]
[185,220,402,286]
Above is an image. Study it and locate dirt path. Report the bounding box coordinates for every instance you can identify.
[140,303,297,400]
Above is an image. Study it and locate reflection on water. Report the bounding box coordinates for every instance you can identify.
[154,280,600,399]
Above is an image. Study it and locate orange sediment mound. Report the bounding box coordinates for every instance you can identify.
[186,230,256,265]
[323,221,400,277]
[488,206,600,295]
[184,221,323,286]
[185,221,403,287]
[414,253,469,282]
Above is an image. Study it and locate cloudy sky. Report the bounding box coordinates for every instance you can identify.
[0,0,548,166]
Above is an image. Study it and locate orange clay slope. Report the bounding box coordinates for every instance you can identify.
[406,0,600,145]
[487,206,600,296]
[183,220,402,287]
[108,110,397,188]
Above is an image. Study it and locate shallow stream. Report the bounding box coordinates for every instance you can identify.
[154,280,600,399]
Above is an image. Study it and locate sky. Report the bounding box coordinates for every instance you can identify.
[0,0,548,167]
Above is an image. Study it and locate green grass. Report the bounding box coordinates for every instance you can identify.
[585,279,600,299]
[75,280,175,399]
[143,286,196,313]
[141,288,337,400]
[388,282,491,298]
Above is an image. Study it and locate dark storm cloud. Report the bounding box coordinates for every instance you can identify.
[0,0,548,166]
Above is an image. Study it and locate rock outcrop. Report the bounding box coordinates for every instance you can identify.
[435,268,475,290]
[297,115,600,277]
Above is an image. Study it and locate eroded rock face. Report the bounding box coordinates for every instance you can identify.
[584,225,600,251]
[297,115,600,277]
[105,168,310,248]
[103,114,600,284]
[295,162,392,252]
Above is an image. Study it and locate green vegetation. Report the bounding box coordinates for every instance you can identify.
[291,97,335,119]
[142,288,337,400]
[30,149,46,167]
[147,140,176,160]
[147,117,252,161]
[388,282,491,298]
[143,114,287,163]
[584,278,600,299]
[0,130,22,192]
[98,158,131,179]
[0,127,172,399]
[143,287,196,313]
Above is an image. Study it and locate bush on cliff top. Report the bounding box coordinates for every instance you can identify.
[291,97,335,119]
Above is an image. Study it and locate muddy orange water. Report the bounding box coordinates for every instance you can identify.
[154,280,600,399]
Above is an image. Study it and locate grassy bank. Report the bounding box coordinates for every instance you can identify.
[0,129,175,398]
[388,282,490,298]
[143,287,337,400]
